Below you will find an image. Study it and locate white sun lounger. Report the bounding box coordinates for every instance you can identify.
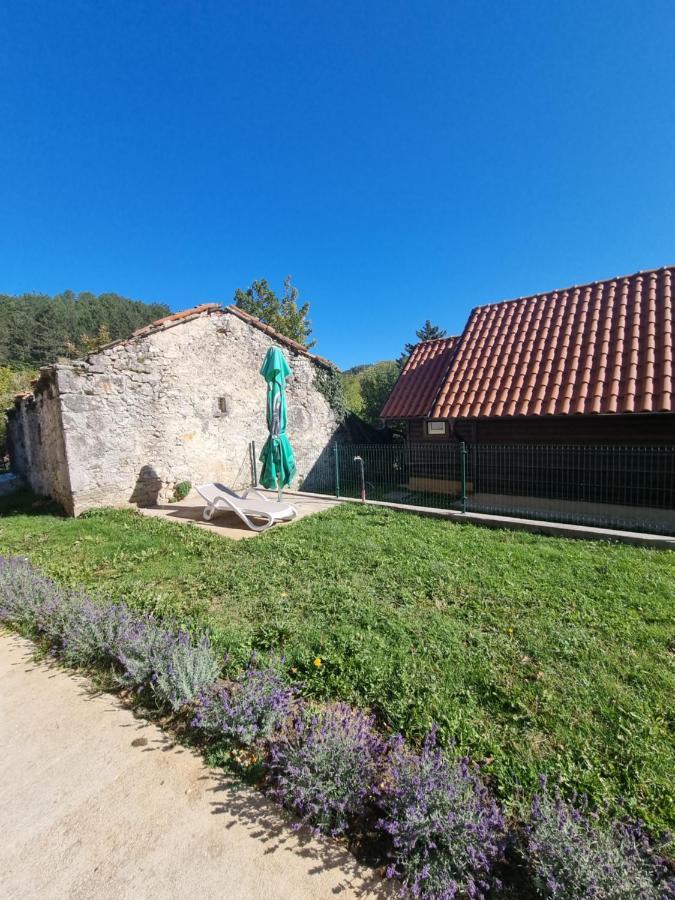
[195,483,297,532]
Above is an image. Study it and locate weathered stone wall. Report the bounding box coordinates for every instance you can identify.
[11,308,341,515]
[6,370,74,512]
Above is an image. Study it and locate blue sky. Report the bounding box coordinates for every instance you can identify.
[1,1,674,369]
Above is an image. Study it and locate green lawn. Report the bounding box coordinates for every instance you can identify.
[1,491,673,837]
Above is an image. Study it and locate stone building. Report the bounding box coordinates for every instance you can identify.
[6,304,347,516]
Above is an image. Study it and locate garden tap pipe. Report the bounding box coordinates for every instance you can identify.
[353,455,366,503]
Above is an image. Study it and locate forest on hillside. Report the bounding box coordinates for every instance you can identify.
[342,360,399,425]
[0,291,170,368]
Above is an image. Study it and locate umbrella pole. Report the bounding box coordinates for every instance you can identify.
[277,444,282,502]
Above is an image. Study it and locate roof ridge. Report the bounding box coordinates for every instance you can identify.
[417,334,460,345]
[472,264,675,314]
[223,305,333,368]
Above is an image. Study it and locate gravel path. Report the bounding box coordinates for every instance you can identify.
[0,631,387,900]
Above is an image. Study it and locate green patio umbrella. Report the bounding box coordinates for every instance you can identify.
[259,347,296,501]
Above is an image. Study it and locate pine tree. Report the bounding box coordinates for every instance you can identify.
[398,320,447,368]
[0,291,171,367]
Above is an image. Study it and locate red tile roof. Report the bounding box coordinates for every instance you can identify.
[382,266,674,420]
[380,336,460,418]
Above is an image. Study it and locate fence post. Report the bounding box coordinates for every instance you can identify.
[334,444,341,498]
[460,442,468,513]
[250,440,258,486]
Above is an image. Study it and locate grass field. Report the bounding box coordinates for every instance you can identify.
[1,490,673,838]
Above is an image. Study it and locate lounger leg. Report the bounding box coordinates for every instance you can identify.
[209,497,274,532]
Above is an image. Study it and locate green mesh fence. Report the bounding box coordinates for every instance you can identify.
[283,441,675,536]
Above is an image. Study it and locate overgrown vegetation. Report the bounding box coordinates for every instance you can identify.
[314,364,347,421]
[0,366,37,455]
[0,495,673,847]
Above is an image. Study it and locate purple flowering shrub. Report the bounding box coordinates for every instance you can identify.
[148,628,220,711]
[0,556,69,637]
[0,556,220,710]
[59,597,132,666]
[525,782,675,899]
[378,728,505,900]
[193,658,296,746]
[113,614,167,687]
[266,702,385,837]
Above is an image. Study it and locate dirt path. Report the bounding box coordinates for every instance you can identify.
[0,631,387,900]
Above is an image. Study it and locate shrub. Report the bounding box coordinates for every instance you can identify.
[525,781,675,899]
[148,627,220,711]
[0,555,66,637]
[267,702,384,836]
[0,556,220,710]
[378,728,505,900]
[59,597,130,667]
[193,658,296,746]
[171,481,192,502]
[111,613,164,687]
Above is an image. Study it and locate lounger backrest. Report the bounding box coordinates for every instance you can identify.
[196,483,242,506]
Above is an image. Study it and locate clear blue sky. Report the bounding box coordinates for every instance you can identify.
[1,1,674,369]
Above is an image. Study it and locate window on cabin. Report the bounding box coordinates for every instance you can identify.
[426,421,447,435]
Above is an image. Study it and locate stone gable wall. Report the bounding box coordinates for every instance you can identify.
[6,371,73,511]
[8,309,341,515]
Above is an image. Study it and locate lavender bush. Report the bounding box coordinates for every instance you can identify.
[193,658,296,746]
[0,556,68,637]
[267,702,385,837]
[148,628,220,711]
[378,728,505,900]
[525,781,675,899]
[0,556,220,710]
[59,598,131,666]
[113,613,167,687]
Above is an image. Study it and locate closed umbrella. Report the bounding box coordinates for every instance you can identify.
[259,347,296,501]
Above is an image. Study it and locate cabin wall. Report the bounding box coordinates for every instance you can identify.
[404,414,675,445]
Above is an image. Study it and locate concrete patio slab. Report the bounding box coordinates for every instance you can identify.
[137,489,339,539]
[0,631,388,900]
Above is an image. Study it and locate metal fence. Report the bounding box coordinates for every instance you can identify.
[279,441,675,536]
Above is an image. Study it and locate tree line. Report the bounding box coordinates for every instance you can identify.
[1,279,446,439]
[0,290,171,368]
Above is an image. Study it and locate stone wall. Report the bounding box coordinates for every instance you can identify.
[8,308,342,515]
[6,370,73,511]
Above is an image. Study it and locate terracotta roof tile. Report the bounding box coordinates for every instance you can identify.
[380,336,460,418]
[429,266,675,420]
[382,266,675,421]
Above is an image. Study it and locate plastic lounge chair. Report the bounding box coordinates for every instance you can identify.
[195,483,297,532]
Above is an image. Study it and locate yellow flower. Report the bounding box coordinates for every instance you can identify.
[313,657,322,667]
